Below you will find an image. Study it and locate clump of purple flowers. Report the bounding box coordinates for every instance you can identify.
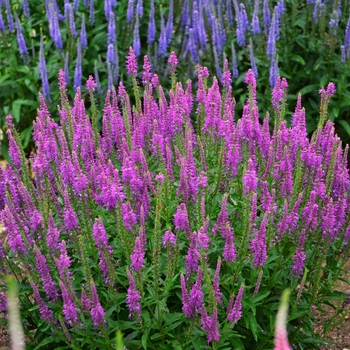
[0,52,349,348]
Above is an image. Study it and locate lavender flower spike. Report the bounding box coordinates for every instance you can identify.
[80,13,88,48]
[5,0,14,32]
[108,11,116,45]
[74,40,82,91]
[147,0,156,45]
[126,46,137,76]
[23,0,30,18]
[15,15,28,57]
[39,36,50,99]
[127,0,135,23]
[227,284,244,323]
[126,270,141,318]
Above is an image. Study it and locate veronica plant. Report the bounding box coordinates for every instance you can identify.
[0,51,349,350]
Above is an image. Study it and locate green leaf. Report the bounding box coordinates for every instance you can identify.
[291,55,306,65]
[298,84,319,96]
[337,119,350,137]
[247,312,259,341]
[253,291,271,303]
[33,335,65,350]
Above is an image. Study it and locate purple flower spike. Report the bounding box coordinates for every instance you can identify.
[90,281,105,328]
[15,15,28,57]
[64,51,70,85]
[127,0,135,23]
[221,59,232,86]
[243,159,258,195]
[23,0,30,18]
[130,236,145,271]
[5,0,14,32]
[126,46,137,76]
[108,11,116,45]
[7,129,21,168]
[136,0,143,18]
[142,55,152,85]
[63,191,78,231]
[227,284,244,323]
[147,0,156,45]
[104,0,111,20]
[66,3,77,38]
[30,281,54,323]
[60,281,79,326]
[74,40,82,91]
[80,13,87,48]
[0,12,5,31]
[34,247,59,301]
[126,270,141,318]
[201,308,220,343]
[168,51,178,71]
[133,15,140,57]
[163,230,176,248]
[39,37,50,99]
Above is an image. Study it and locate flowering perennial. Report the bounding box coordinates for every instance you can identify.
[0,52,349,348]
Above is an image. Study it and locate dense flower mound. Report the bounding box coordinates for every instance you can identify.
[0,51,349,349]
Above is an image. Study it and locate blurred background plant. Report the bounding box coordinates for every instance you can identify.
[0,0,350,156]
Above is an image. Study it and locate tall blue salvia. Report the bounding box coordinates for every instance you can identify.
[266,11,275,57]
[5,0,14,32]
[0,10,4,31]
[198,1,207,48]
[233,0,245,46]
[89,0,94,25]
[47,1,63,49]
[108,11,116,45]
[127,0,134,23]
[344,15,350,51]
[341,45,346,62]
[166,0,173,45]
[110,0,117,8]
[252,0,260,35]
[104,0,111,21]
[231,41,238,78]
[217,4,226,51]
[23,0,30,18]
[107,43,115,64]
[64,51,70,85]
[147,0,156,45]
[263,0,271,36]
[133,15,140,56]
[67,3,77,38]
[39,36,50,99]
[73,0,79,11]
[189,27,199,63]
[240,3,250,32]
[249,38,258,78]
[158,9,167,56]
[80,13,87,48]
[74,40,82,91]
[226,0,233,26]
[269,52,278,87]
[136,0,143,18]
[274,5,281,41]
[181,0,189,28]
[113,45,119,85]
[15,14,28,57]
